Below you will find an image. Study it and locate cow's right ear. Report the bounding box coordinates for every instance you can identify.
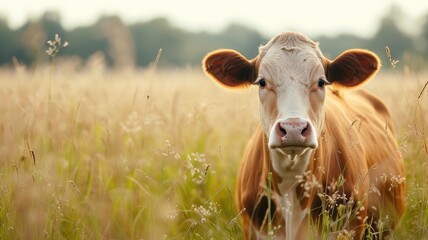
[203,49,257,88]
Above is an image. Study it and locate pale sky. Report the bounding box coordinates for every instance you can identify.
[1,0,428,37]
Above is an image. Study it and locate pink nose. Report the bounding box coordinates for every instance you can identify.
[275,118,312,146]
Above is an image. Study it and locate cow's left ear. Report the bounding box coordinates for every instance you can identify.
[325,49,380,88]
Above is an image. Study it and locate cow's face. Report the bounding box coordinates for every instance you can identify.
[203,32,379,169]
[256,35,325,157]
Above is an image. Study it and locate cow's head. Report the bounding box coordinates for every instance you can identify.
[203,32,379,172]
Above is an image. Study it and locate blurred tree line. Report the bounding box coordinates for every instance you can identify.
[1,6,428,70]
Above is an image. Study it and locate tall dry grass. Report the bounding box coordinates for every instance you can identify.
[0,62,427,239]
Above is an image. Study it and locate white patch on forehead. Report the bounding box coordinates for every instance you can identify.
[259,42,322,86]
[257,33,324,87]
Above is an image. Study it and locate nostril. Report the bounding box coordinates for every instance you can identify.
[301,123,310,137]
[278,123,287,137]
[301,126,307,136]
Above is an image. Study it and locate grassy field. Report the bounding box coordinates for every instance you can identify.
[0,62,427,239]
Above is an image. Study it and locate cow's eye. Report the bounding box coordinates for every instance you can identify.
[318,79,329,88]
[257,79,266,88]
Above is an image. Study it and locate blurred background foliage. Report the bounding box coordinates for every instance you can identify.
[1,5,428,71]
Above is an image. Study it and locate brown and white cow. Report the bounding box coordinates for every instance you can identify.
[203,32,405,239]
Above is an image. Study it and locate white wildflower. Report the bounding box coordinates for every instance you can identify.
[185,152,210,184]
[296,171,322,198]
[389,174,405,191]
[46,33,69,61]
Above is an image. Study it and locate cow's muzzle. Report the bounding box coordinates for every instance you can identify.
[268,117,318,154]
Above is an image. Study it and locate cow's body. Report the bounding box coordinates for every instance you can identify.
[203,32,405,239]
[237,88,405,239]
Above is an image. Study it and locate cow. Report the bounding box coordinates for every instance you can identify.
[202,32,405,239]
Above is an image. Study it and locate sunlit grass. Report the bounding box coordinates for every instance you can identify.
[0,63,426,239]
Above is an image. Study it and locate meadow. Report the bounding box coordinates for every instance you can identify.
[0,59,427,239]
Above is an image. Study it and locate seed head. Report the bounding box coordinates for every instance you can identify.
[46,33,69,61]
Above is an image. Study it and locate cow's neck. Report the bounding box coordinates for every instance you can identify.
[270,149,313,240]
